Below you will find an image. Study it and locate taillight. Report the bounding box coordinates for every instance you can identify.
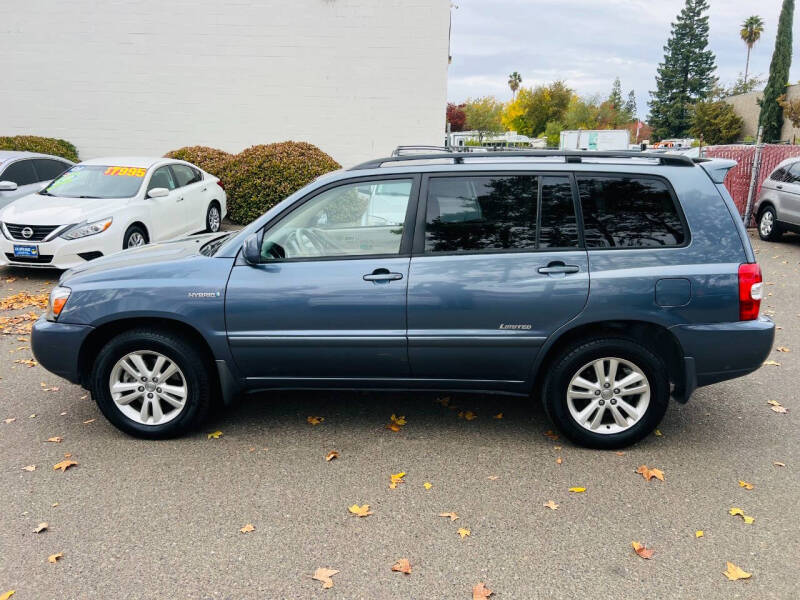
[216,179,225,190]
[738,263,762,321]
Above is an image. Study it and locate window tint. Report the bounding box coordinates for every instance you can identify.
[577,176,685,248]
[148,166,177,191]
[0,160,38,186]
[424,175,537,253]
[539,176,578,248]
[770,167,788,182]
[33,159,70,182]
[171,164,201,187]
[262,179,413,259]
[788,162,800,183]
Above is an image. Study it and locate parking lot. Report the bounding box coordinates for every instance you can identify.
[0,231,798,600]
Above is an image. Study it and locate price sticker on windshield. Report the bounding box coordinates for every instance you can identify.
[104,166,146,177]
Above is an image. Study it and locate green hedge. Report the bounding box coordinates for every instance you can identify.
[163,145,232,178]
[221,142,340,225]
[0,135,79,162]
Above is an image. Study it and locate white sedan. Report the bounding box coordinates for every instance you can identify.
[0,157,226,269]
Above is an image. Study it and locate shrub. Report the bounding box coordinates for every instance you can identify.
[0,135,79,162]
[222,142,340,224]
[163,145,232,178]
[690,101,743,145]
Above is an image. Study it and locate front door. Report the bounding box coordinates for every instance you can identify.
[778,161,800,225]
[226,175,419,383]
[146,166,183,240]
[407,173,589,384]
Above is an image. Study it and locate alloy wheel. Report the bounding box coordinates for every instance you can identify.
[127,232,146,248]
[208,206,221,232]
[109,351,188,425]
[760,211,774,237]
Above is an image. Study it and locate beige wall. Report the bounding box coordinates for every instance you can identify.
[725,83,800,143]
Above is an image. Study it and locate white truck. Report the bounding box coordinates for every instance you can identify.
[559,129,630,151]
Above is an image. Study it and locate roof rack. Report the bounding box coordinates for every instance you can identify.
[350,150,695,170]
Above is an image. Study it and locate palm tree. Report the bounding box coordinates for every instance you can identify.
[740,16,765,85]
[508,72,522,100]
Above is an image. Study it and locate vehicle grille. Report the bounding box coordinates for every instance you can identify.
[5,253,54,264]
[5,223,60,241]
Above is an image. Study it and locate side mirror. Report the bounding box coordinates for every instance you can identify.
[242,232,263,265]
[147,187,169,198]
[0,180,18,192]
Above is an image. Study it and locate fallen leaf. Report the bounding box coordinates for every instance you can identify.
[493,412,503,419]
[462,411,477,421]
[15,359,37,368]
[3,418,15,424]
[556,457,563,465]
[544,430,559,441]
[385,422,403,432]
[22,465,36,472]
[695,530,704,538]
[763,360,781,366]
[553,446,562,450]
[391,558,412,574]
[543,500,559,510]
[472,582,493,599]
[348,504,373,517]
[312,567,339,589]
[34,522,48,533]
[390,414,407,426]
[654,429,663,437]
[435,396,450,407]
[307,416,324,425]
[239,523,255,533]
[767,399,782,406]
[29,413,36,418]
[47,552,63,564]
[743,515,755,525]
[424,482,432,490]
[325,450,339,462]
[631,541,654,559]
[776,346,791,352]
[52,503,58,507]
[457,527,471,539]
[487,475,499,481]
[83,419,95,424]
[723,562,752,581]
[207,430,223,439]
[729,507,744,517]
[738,480,754,490]
[389,472,406,489]
[45,436,63,443]
[439,512,459,521]
[774,462,786,467]
[59,411,67,415]
[0,591,14,600]
[770,403,788,414]
[636,465,665,482]
[0,292,48,310]
[52,459,77,472]
[568,487,586,493]
[615,451,625,456]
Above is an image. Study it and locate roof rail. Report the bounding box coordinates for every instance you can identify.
[350,150,695,170]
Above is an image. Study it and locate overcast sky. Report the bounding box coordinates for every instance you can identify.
[448,0,800,119]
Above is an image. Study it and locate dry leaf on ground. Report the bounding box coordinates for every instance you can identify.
[34,522,48,533]
[47,552,63,564]
[632,541,654,559]
[776,346,791,352]
[493,412,503,419]
[83,419,95,424]
[348,504,373,517]
[636,465,665,481]
[22,465,36,472]
[307,416,324,425]
[424,482,432,490]
[763,360,781,366]
[487,475,499,481]
[0,590,14,600]
[207,430,223,439]
[556,457,563,465]
[472,582,493,599]
[3,418,15,424]
[457,527,471,539]
[695,530,704,538]
[52,459,77,472]
[312,567,339,589]
[239,524,255,534]
[738,480,754,490]
[543,500,559,510]
[439,512,459,521]
[0,292,48,310]
[767,400,788,414]
[544,430,559,441]
[391,558,412,574]
[389,472,406,489]
[45,436,63,443]
[325,450,339,462]
[774,461,786,467]
[568,487,586,493]
[723,562,752,581]
[729,508,755,524]
[654,429,663,437]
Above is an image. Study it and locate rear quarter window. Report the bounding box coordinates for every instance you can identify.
[577,175,686,248]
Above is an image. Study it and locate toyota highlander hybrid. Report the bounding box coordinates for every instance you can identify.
[31,150,774,448]
[0,157,226,269]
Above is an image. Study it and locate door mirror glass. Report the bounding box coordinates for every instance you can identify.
[242,232,263,265]
[147,187,169,198]
[0,180,18,192]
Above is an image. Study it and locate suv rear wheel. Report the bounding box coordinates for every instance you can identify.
[543,337,669,449]
[758,206,782,241]
[89,329,212,439]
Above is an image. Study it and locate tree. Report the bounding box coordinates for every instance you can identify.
[609,77,624,110]
[502,81,573,137]
[690,100,744,144]
[446,103,466,132]
[648,0,717,140]
[779,94,800,143]
[508,72,522,100]
[740,16,765,85]
[462,96,504,141]
[625,90,638,119]
[543,121,564,147]
[715,73,765,98]
[759,0,794,142]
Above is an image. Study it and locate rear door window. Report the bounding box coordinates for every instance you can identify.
[577,175,686,248]
[33,159,70,182]
[171,164,202,187]
[1,160,38,186]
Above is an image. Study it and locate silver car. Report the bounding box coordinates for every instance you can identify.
[755,157,800,241]
[0,151,74,209]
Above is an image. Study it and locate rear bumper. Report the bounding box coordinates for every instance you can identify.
[31,317,93,384]
[671,316,775,392]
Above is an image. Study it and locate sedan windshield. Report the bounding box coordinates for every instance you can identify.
[42,165,147,199]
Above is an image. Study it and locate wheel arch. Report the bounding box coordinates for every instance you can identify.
[124,221,150,243]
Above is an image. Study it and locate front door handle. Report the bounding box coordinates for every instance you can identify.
[177,196,184,202]
[363,268,403,282]
[776,185,783,190]
[538,262,580,275]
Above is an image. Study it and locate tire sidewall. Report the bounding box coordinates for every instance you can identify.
[206,203,221,233]
[758,207,779,241]
[544,338,668,449]
[123,225,147,249]
[91,331,210,439]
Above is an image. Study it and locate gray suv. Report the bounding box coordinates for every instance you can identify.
[756,157,800,241]
[31,150,775,448]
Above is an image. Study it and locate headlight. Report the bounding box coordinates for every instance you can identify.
[45,286,71,321]
[60,217,113,240]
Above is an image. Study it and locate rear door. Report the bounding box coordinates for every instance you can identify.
[0,159,41,205]
[406,172,589,385]
[778,161,800,225]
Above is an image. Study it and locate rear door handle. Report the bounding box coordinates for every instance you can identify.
[363,268,403,282]
[177,197,184,202]
[538,262,580,275]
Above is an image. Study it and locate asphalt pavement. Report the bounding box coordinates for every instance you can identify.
[1,231,798,600]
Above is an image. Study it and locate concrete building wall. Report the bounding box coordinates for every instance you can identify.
[1,0,450,167]
[725,83,800,143]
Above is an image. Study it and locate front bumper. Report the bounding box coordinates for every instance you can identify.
[671,316,775,389]
[31,317,93,384]
[0,231,114,270]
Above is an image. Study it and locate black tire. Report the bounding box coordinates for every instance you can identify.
[205,202,222,233]
[543,337,669,449]
[757,206,782,242]
[122,224,148,249]
[90,328,213,439]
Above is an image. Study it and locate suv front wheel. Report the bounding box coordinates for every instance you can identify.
[543,337,669,449]
[757,206,782,241]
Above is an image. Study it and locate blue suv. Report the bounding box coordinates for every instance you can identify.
[32,151,775,448]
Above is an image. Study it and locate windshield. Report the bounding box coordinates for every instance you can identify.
[42,165,147,199]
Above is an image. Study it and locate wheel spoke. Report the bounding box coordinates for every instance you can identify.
[139,399,151,423]
[129,353,150,379]
[617,398,639,420]
[111,381,140,394]
[609,405,628,427]
[615,371,644,390]
[607,359,619,384]
[115,390,143,405]
[151,356,166,380]
[593,359,606,385]
[572,376,600,391]
[589,404,606,429]
[569,389,597,400]
[119,358,142,380]
[158,362,179,382]
[160,383,186,400]
[576,399,600,425]
[619,384,648,397]
[150,397,164,422]
[159,392,185,409]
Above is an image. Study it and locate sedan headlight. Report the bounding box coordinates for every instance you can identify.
[60,217,113,240]
[45,286,71,321]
